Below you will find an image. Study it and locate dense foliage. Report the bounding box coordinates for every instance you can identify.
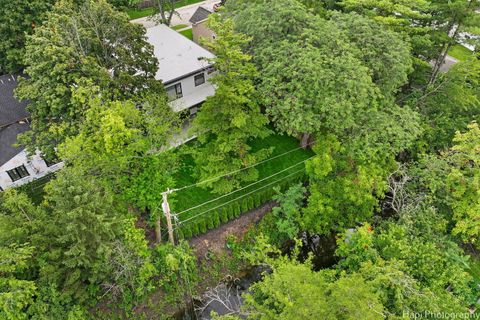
[1,0,479,318]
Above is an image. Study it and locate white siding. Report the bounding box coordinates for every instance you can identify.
[0,150,63,190]
[167,70,215,112]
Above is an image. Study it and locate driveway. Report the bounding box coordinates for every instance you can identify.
[430,55,459,73]
[131,0,220,29]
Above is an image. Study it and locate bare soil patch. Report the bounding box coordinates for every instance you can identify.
[189,201,275,259]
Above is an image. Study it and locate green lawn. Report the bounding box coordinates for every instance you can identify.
[127,0,206,20]
[448,44,474,61]
[171,133,314,225]
[126,7,154,20]
[179,28,193,40]
[171,24,189,30]
[14,134,312,238]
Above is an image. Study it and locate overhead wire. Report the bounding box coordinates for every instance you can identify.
[174,168,306,230]
[174,154,316,216]
[171,139,316,193]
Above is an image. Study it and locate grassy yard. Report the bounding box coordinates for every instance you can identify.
[179,28,193,40]
[171,133,314,227]
[171,24,189,30]
[127,0,206,20]
[448,44,474,61]
[14,134,313,237]
[127,7,154,19]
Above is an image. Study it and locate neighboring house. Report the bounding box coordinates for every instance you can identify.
[0,74,63,190]
[146,23,216,116]
[189,6,216,49]
[1,25,215,190]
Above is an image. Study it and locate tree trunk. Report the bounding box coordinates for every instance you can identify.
[429,0,475,85]
[300,132,311,149]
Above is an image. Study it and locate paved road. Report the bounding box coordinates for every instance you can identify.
[430,55,459,73]
[131,0,220,29]
[439,55,459,72]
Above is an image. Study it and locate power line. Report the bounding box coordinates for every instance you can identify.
[175,154,316,216]
[174,168,305,229]
[172,140,316,193]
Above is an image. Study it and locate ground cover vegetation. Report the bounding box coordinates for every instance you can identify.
[0,0,479,318]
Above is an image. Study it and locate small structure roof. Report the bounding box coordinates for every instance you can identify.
[0,75,29,126]
[145,24,215,84]
[0,74,30,167]
[189,6,212,24]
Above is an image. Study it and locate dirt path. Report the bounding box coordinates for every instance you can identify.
[189,201,276,259]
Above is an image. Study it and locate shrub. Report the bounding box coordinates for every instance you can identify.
[220,208,229,223]
[228,204,236,220]
[241,199,249,213]
[192,222,200,237]
[207,215,215,230]
[233,202,241,218]
[182,225,192,239]
[254,193,262,207]
[177,228,184,240]
[213,211,221,228]
[247,195,255,210]
[199,219,207,233]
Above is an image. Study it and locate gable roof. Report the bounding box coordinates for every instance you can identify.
[0,75,29,126]
[189,6,212,24]
[145,24,215,84]
[0,74,30,167]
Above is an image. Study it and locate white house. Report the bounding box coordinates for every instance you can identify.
[0,74,63,190]
[0,25,215,190]
[145,23,216,115]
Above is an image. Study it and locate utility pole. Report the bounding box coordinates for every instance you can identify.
[162,188,175,245]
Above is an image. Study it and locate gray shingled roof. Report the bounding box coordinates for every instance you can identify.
[0,74,30,167]
[189,6,212,24]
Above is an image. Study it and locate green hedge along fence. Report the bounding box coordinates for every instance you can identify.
[172,171,306,239]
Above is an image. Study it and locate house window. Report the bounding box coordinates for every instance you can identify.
[194,73,205,86]
[7,165,30,182]
[166,83,183,100]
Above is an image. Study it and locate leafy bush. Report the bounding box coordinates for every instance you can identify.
[220,208,229,223]
[199,219,207,234]
[213,211,221,228]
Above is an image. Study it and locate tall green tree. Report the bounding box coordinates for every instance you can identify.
[335,206,476,315]
[243,259,385,319]
[427,0,480,84]
[415,60,480,151]
[16,0,161,158]
[150,0,176,25]
[409,122,480,247]
[0,0,56,73]
[229,0,415,147]
[446,123,480,246]
[0,245,37,320]
[329,12,413,97]
[58,86,178,242]
[190,15,271,194]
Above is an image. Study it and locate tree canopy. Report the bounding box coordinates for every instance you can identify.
[16,0,162,158]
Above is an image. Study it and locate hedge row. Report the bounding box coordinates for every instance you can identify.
[176,172,306,239]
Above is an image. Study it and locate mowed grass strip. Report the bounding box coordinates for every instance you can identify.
[179,28,193,40]
[171,133,314,223]
[448,44,474,61]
